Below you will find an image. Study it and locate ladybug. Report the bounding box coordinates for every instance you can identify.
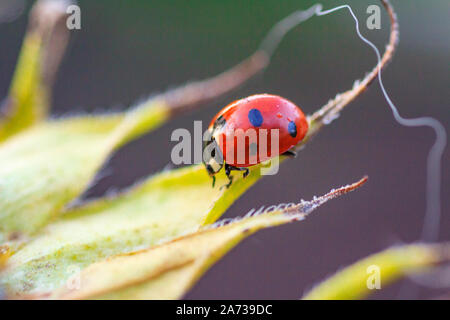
[203,94,308,188]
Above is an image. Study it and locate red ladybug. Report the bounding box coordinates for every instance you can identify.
[203,94,308,188]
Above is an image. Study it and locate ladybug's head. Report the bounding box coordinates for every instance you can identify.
[202,131,223,177]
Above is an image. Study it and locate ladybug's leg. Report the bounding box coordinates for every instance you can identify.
[223,164,233,189]
[223,165,250,189]
[282,150,297,158]
[230,166,249,178]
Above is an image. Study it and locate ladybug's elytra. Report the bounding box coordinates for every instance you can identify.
[203,94,308,188]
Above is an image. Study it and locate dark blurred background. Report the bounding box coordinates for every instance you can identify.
[1,0,449,299]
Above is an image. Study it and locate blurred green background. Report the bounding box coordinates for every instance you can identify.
[1,0,449,299]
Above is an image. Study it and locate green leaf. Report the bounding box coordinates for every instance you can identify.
[1,163,262,295]
[55,212,289,300]
[303,244,442,300]
[0,0,69,141]
[37,177,365,300]
[0,102,169,239]
[0,33,46,140]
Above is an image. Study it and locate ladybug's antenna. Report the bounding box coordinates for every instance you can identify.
[264,1,446,242]
[315,2,447,243]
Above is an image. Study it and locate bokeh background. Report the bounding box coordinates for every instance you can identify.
[1,0,449,299]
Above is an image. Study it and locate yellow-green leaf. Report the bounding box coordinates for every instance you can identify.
[0,32,46,140]
[0,0,69,141]
[0,102,169,239]
[41,177,366,300]
[303,244,443,300]
[1,163,261,296]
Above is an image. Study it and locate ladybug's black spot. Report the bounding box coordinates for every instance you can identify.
[248,109,263,127]
[288,121,297,138]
